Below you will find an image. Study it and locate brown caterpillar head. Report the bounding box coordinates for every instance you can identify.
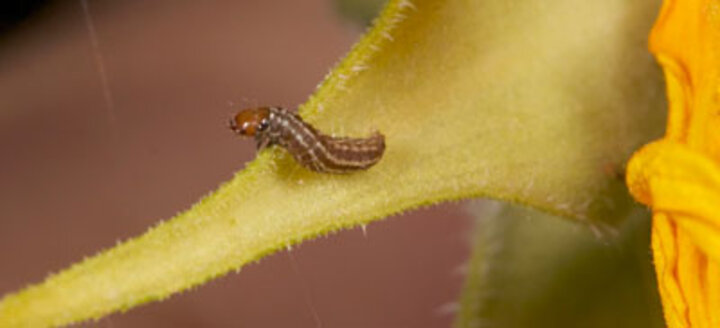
[229,107,271,137]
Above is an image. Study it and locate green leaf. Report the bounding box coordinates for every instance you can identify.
[455,201,664,328]
[0,0,665,326]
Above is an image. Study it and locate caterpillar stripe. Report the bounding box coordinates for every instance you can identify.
[229,107,385,173]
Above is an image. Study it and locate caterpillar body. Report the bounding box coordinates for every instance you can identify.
[229,107,385,174]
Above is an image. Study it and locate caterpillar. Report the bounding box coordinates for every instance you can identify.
[229,106,385,174]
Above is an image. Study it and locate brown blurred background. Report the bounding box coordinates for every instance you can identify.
[0,1,473,327]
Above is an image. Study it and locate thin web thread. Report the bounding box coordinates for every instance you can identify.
[286,251,323,328]
[80,0,116,123]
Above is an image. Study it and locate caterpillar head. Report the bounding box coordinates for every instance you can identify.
[229,107,271,137]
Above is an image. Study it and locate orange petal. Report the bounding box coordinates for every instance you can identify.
[628,0,720,326]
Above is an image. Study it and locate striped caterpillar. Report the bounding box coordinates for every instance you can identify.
[229,107,385,173]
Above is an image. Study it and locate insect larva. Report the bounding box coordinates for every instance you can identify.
[229,106,385,174]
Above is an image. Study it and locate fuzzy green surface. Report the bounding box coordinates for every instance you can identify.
[0,0,664,326]
[456,202,664,327]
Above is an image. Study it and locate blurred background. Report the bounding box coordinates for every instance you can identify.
[0,1,663,327]
[0,1,472,326]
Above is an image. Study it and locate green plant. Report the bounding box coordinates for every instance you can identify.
[0,0,666,326]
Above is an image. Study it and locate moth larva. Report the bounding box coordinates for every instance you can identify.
[229,107,385,173]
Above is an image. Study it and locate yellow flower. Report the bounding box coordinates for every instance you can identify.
[627,0,720,326]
